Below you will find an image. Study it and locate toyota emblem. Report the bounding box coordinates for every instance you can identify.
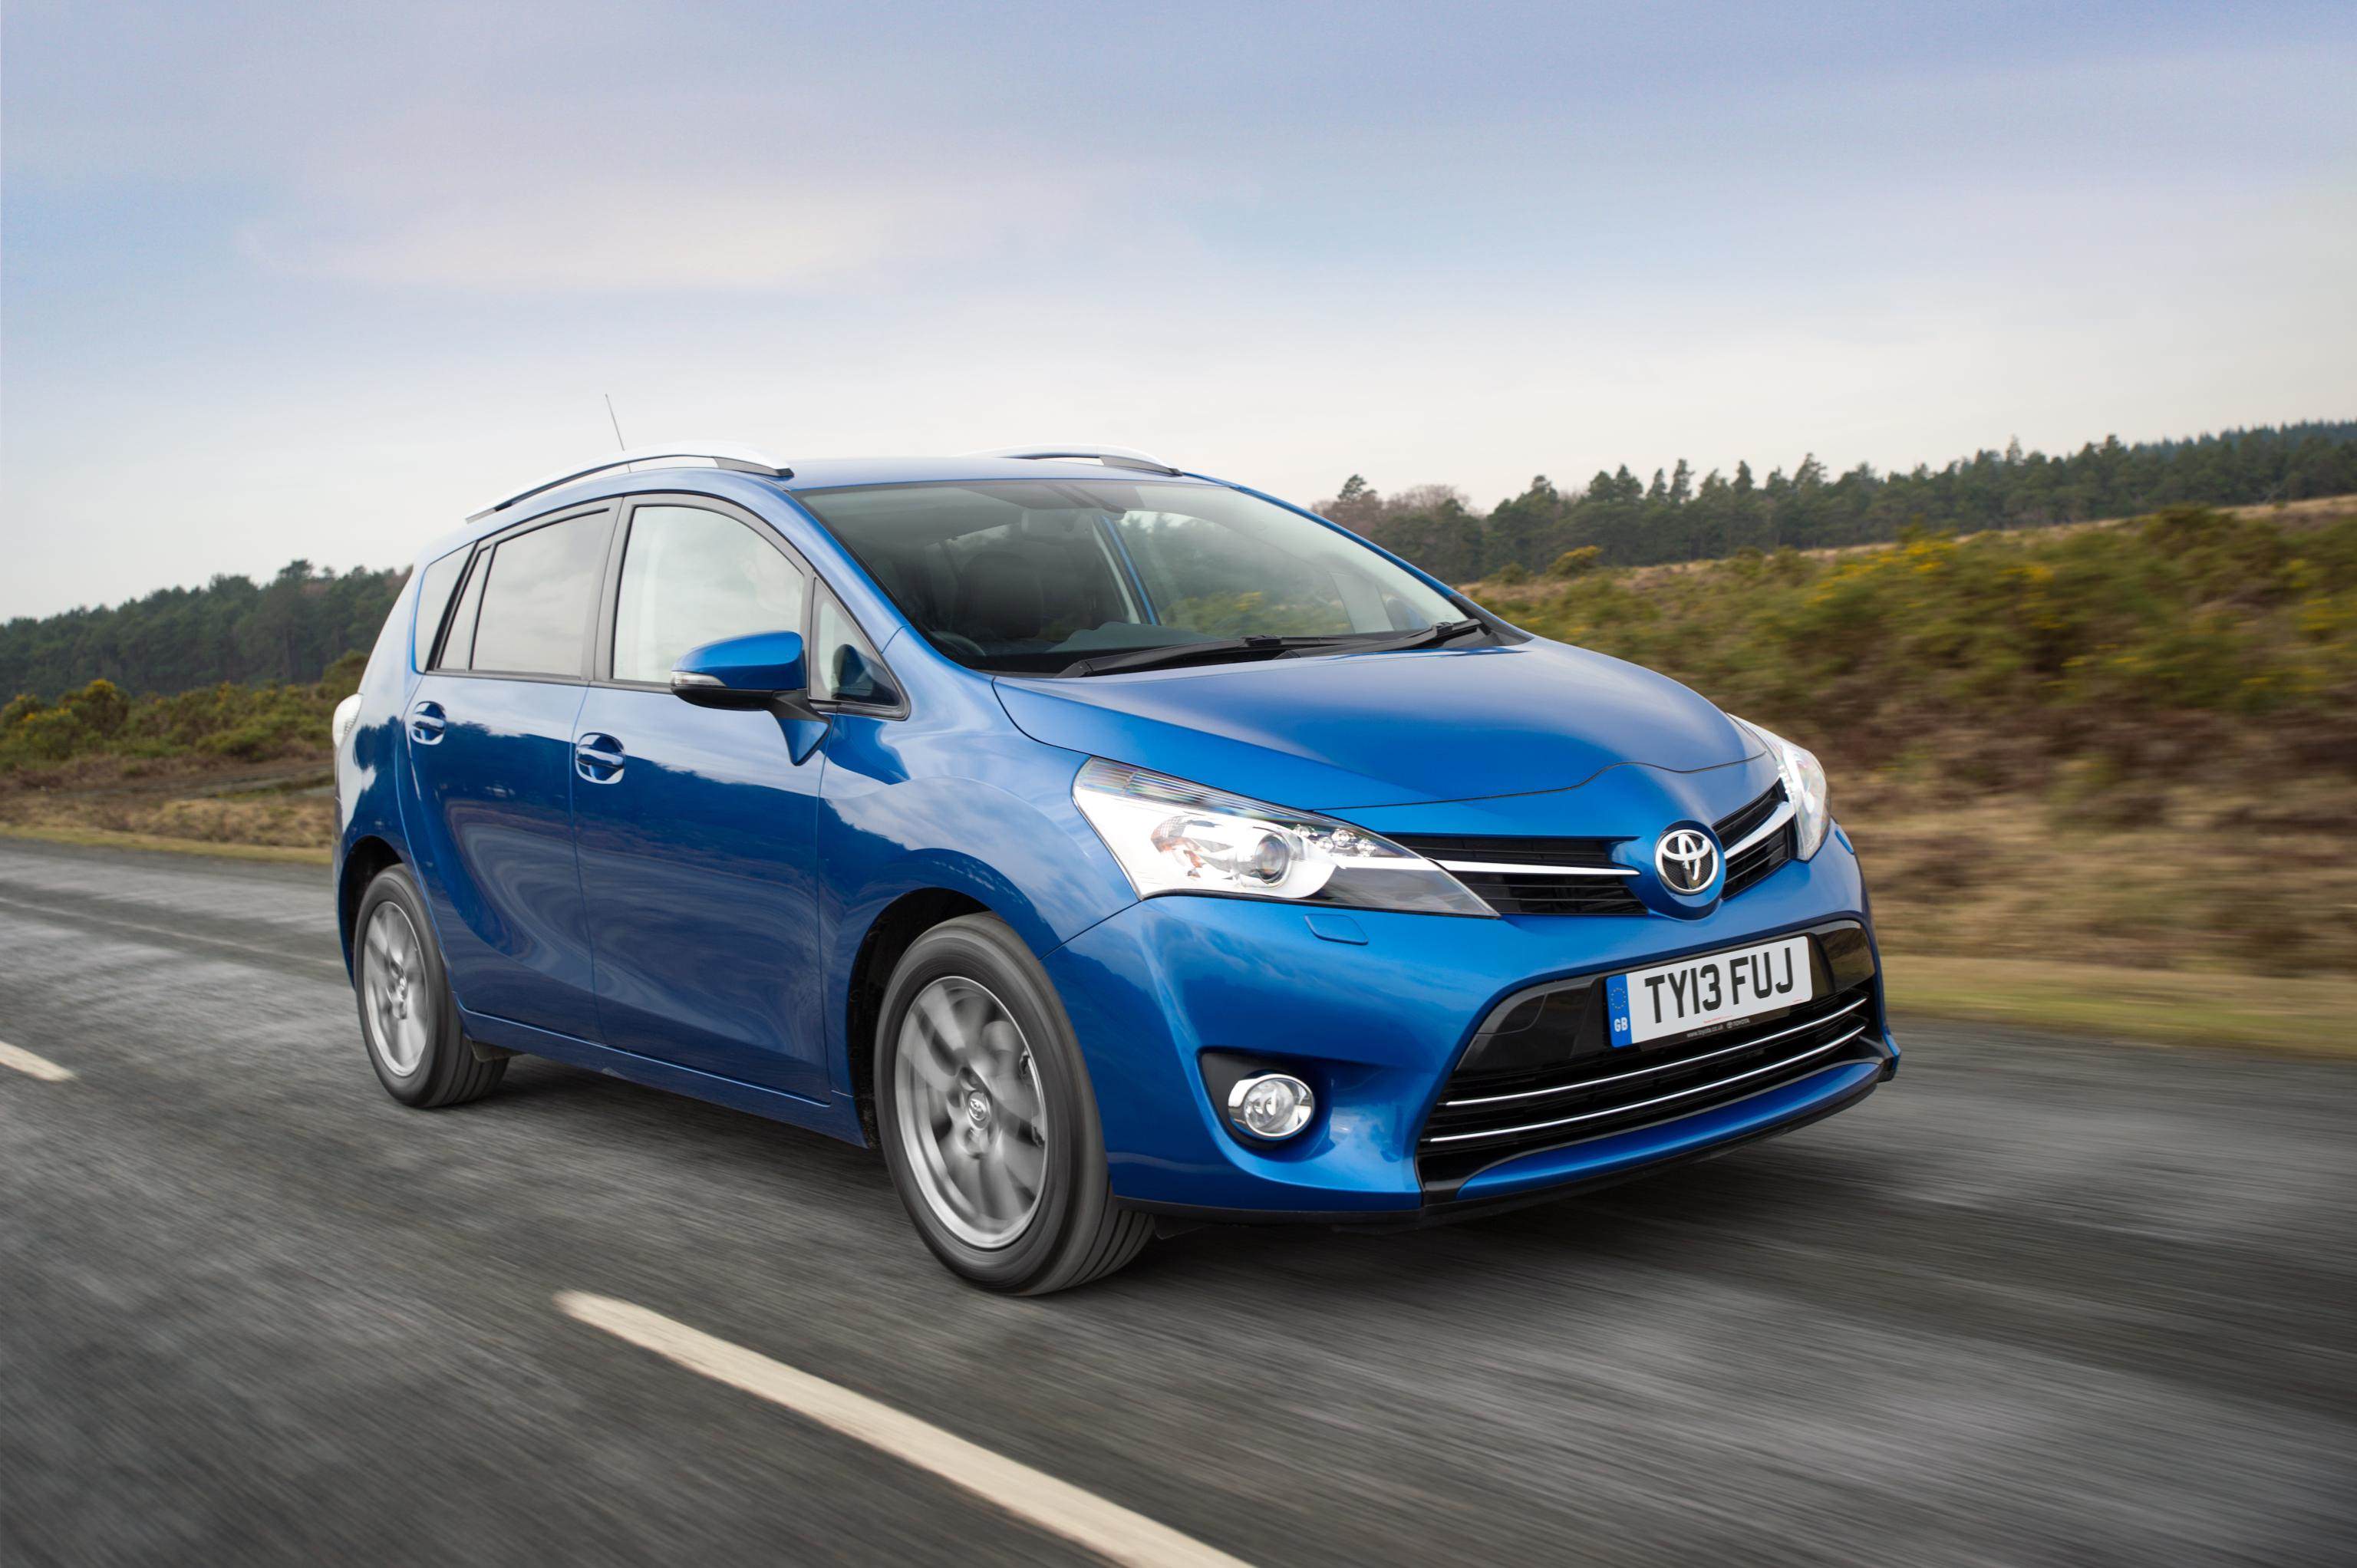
[1655,828,1719,894]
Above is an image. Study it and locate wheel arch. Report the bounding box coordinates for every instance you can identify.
[337,834,404,975]
[841,886,993,1147]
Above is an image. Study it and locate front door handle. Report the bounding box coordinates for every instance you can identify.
[409,700,447,744]
[575,733,626,783]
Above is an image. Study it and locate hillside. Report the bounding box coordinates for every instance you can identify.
[5,419,2352,700]
[1471,499,2357,791]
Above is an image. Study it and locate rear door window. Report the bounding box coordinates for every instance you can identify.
[467,512,610,677]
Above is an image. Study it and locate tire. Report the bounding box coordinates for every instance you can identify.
[875,914,1151,1293]
[351,863,506,1109]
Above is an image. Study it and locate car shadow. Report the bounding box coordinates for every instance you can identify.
[484,1050,1897,1307]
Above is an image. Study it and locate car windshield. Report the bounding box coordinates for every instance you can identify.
[794,479,1481,675]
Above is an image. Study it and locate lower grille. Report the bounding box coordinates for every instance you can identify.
[1419,977,1879,1191]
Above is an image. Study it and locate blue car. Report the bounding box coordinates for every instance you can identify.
[333,443,1897,1292]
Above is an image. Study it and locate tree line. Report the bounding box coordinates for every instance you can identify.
[1320,420,2357,582]
[0,562,405,700]
[3,420,2352,697]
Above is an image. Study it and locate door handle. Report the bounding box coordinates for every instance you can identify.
[575,733,626,783]
[409,700,447,744]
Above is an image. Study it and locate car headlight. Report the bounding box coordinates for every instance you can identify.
[332,694,364,751]
[1735,717,1830,859]
[1072,758,1494,917]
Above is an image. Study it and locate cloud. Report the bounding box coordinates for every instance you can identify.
[219,77,1201,294]
[236,175,1133,292]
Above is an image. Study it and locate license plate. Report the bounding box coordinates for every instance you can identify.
[1607,935,1815,1047]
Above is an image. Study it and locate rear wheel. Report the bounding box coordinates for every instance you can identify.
[875,915,1150,1293]
[352,864,505,1108]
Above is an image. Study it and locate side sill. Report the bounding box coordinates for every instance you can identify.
[460,1010,867,1146]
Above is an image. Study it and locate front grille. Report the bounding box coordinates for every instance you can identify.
[1394,779,1795,918]
[1391,834,1647,917]
[1419,970,1879,1193]
[1713,782,1785,846]
[1715,780,1792,898]
[1722,824,1792,897]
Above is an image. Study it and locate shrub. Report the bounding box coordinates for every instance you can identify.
[6,706,87,762]
[1497,506,2357,785]
[0,673,341,773]
[62,677,130,737]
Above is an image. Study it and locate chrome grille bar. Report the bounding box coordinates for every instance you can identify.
[1440,997,1867,1108]
[1423,1021,1869,1145]
[1722,798,1795,861]
[1433,860,1638,877]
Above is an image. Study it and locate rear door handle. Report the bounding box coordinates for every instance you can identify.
[575,733,625,783]
[408,700,447,743]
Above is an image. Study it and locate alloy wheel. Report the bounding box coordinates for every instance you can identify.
[893,976,1049,1249]
[361,901,431,1076]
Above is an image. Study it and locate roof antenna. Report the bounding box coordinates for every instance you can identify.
[603,394,628,452]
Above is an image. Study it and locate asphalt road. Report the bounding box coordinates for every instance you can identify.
[2,837,2352,1567]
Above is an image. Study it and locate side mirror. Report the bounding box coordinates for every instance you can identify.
[671,631,819,720]
[829,644,898,708]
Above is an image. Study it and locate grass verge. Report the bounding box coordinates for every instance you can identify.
[0,821,331,866]
[1885,954,2356,1058]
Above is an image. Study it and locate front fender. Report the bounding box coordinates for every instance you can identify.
[815,695,1139,1099]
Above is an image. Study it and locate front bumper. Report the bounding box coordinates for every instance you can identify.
[1046,824,1896,1220]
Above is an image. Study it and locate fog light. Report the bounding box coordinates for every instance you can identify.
[1227,1072,1314,1141]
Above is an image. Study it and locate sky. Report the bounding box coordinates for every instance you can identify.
[4,0,2353,620]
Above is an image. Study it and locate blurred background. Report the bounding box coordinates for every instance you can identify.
[4,4,2354,1566]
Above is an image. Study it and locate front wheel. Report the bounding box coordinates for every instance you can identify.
[875,915,1150,1293]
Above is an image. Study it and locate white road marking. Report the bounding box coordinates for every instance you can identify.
[0,1039,75,1082]
[556,1292,1253,1568]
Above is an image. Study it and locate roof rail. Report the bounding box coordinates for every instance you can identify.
[466,443,793,523]
[968,444,1182,476]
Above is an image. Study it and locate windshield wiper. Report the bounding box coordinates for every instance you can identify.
[1329,618,1488,655]
[1057,636,1303,677]
[1055,621,1489,677]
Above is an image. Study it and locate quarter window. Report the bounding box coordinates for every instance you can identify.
[612,506,807,684]
[467,512,609,677]
[811,591,896,707]
[411,547,470,670]
[433,549,488,670]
